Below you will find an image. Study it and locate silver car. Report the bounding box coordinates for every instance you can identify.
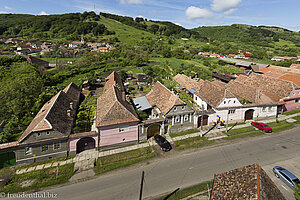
[273,166,300,189]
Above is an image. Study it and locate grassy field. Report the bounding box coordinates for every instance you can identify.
[223,130,263,140]
[224,126,255,135]
[1,163,74,194]
[154,181,213,200]
[174,136,214,151]
[170,129,199,138]
[267,120,293,132]
[283,109,300,115]
[40,57,79,64]
[94,146,156,175]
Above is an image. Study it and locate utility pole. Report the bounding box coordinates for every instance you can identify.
[226,108,229,133]
[139,171,145,200]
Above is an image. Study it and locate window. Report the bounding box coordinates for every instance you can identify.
[182,106,185,110]
[46,131,50,135]
[195,96,197,101]
[268,106,272,111]
[184,115,189,121]
[224,101,226,104]
[228,100,231,104]
[53,143,60,150]
[174,107,177,111]
[41,145,48,152]
[262,107,266,112]
[119,126,129,132]
[229,110,236,114]
[175,116,180,123]
[25,147,32,155]
[233,100,236,103]
[296,98,300,103]
[37,132,41,137]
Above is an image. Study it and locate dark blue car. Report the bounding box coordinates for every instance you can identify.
[273,166,300,189]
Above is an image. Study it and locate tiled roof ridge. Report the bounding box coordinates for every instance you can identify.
[18,91,63,142]
[114,86,139,120]
[100,85,118,120]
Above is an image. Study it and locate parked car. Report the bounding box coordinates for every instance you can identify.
[273,166,300,189]
[154,134,172,152]
[251,122,272,133]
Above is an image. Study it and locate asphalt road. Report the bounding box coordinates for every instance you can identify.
[45,126,300,200]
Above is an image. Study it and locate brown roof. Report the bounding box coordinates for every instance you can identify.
[290,64,300,69]
[211,164,286,200]
[173,74,204,90]
[211,80,226,87]
[145,81,185,115]
[96,85,139,127]
[278,74,300,88]
[226,80,276,105]
[234,75,248,83]
[25,56,49,67]
[244,73,295,101]
[19,83,81,143]
[104,71,125,92]
[69,131,97,139]
[194,80,236,108]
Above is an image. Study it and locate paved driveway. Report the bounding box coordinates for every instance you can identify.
[263,149,300,200]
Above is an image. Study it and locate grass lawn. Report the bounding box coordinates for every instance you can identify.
[228,122,246,127]
[1,163,74,194]
[14,155,75,171]
[223,130,264,140]
[283,109,300,115]
[154,180,213,200]
[174,136,214,151]
[267,120,293,132]
[293,116,300,124]
[94,146,156,175]
[223,126,255,135]
[170,129,199,138]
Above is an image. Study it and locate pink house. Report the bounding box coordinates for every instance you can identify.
[282,88,300,111]
[68,131,99,154]
[96,72,140,148]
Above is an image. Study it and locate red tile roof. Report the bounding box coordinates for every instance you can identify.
[96,85,139,127]
[146,81,185,115]
[18,83,81,143]
[104,71,125,92]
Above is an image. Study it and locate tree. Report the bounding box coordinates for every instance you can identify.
[148,24,159,34]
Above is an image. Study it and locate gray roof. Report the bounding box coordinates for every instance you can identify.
[132,96,152,111]
[253,62,269,68]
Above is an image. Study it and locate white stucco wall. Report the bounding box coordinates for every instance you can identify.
[217,97,243,108]
[193,94,208,110]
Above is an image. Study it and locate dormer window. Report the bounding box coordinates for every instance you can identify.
[37,132,41,137]
[174,107,177,111]
[46,131,50,135]
[182,106,185,110]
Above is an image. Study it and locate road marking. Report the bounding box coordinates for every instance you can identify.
[281,185,288,191]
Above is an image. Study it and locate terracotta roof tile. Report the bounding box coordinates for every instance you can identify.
[279,74,300,88]
[96,85,139,127]
[104,71,124,92]
[173,74,204,90]
[194,80,236,108]
[244,73,295,100]
[145,81,185,115]
[290,64,300,69]
[234,75,248,83]
[19,83,81,143]
[211,164,286,200]
[226,81,276,105]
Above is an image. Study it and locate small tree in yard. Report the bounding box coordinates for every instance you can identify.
[295,183,300,200]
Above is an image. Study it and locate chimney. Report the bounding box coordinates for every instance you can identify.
[67,110,71,117]
[70,102,73,110]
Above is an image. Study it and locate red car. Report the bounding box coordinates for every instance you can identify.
[251,122,272,133]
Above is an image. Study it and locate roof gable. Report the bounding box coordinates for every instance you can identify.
[19,83,81,143]
[145,81,185,115]
[104,71,124,92]
[96,85,139,127]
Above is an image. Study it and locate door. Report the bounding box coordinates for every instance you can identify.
[245,109,254,121]
[198,115,209,127]
[76,137,96,154]
[147,124,161,139]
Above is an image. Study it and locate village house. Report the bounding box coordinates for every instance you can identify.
[0,83,82,165]
[96,72,140,148]
[68,41,82,48]
[211,164,286,200]
[137,81,195,139]
[173,74,278,127]
[236,73,300,112]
